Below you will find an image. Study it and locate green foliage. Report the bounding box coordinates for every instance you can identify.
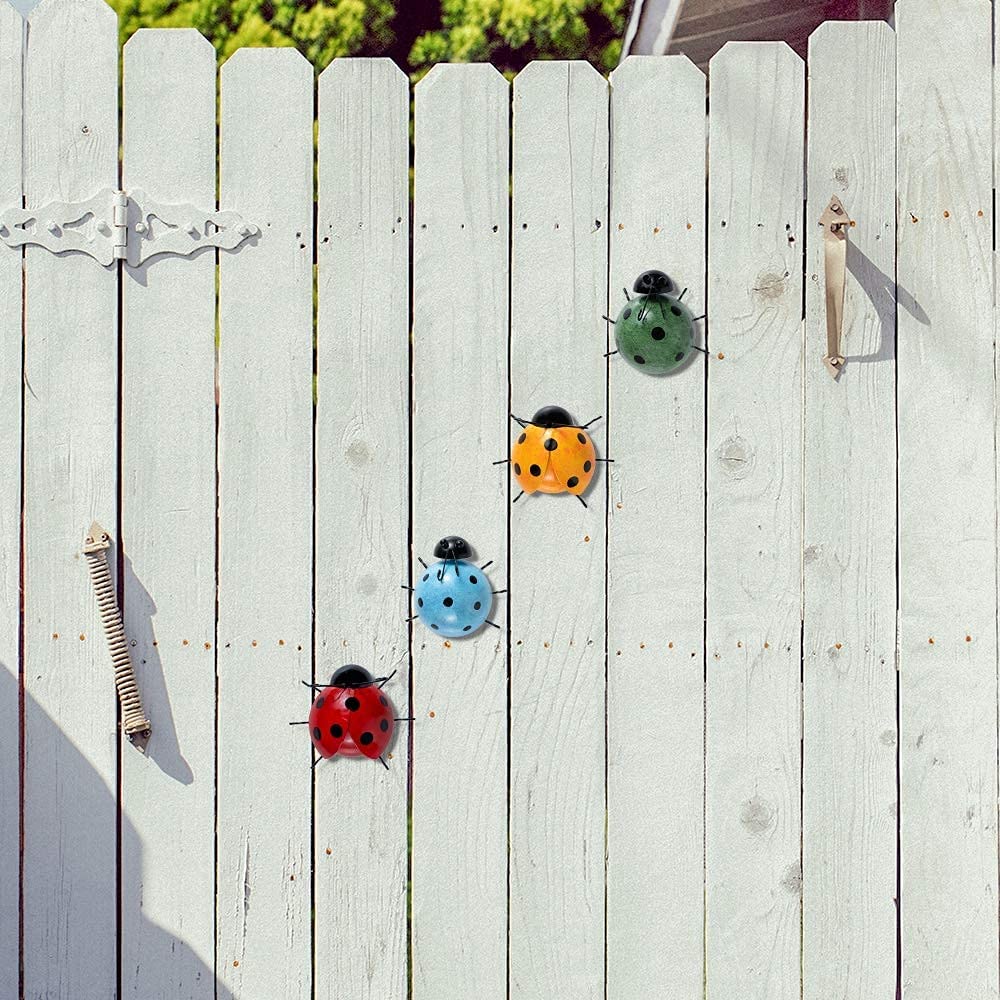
[409,0,627,75]
[108,0,629,73]
[109,0,395,67]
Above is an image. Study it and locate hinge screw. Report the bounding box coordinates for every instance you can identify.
[184,221,199,236]
[0,223,7,237]
[134,222,147,235]
[45,220,59,234]
[96,221,111,237]
[236,224,251,237]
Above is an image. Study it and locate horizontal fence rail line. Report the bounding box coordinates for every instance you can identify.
[1,1,999,999]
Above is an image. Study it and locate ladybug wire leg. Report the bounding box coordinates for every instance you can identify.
[492,589,507,595]
[289,720,309,725]
[417,556,428,569]
[405,615,418,623]
[312,756,322,769]
[576,495,588,508]
[480,560,493,570]
[594,457,615,463]
[623,287,631,300]
[492,458,509,465]
[484,620,501,629]
[376,670,398,689]
[690,345,709,355]
[604,350,618,358]
[394,716,416,723]
[512,491,524,504]
[601,315,614,324]
[401,584,413,591]
[378,756,389,770]
[692,314,706,322]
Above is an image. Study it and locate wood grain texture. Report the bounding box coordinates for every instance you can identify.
[410,63,509,1000]
[803,21,897,1000]
[0,6,21,998]
[508,61,608,1000]
[606,55,706,1000]
[315,58,409,1000]
[21,1,119,997]
[120,28,218,1000]
[705,41,804,1000]
[897,2,999,997]
[217,47,313,1000]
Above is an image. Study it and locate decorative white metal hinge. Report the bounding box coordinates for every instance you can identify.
[0,188,258,266]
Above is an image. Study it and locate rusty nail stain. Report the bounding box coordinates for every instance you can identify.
[717,352,725,360]
[639,643,645,649]
[668,641,674,649]
[387,752,393,759]
[584,535,590,542]
[652,226,660,234]
[182,639,189,646]
[737,641,742,648]
[428,710,436,718]
[278,639,285,646]
[52,632,58,639]
[928,637,935,645]
[152,640,158,647]
[616,502,622,509]
[297,644,303,651]
[616,650,622,656]
[835,642,842,650]
[289,874,295,881]
[849,220,856,227]
[686,222,693,230]
[233,961,239,968]
[966,635,973,642]
[978,210,985,217]
[713,652,720,660]
[910,213,919,223]
[617,223,624,231]
[764,642,770,649]
[516,639,522,645]
[943,210,950,219]
[443,640,451,648]
[78,633,85,641]
[543,642,550,648]
[325,848,332,855]
[204,642,211,650]
[251,640,257,648]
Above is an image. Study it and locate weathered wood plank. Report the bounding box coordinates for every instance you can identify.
[120,28,218,1000]
[803,20,897,1000]
[0,5,21,998]
[606,54,706,1000]
[21,1,119,997]
[314,57,410,1000]
[897,1,998,997]
[705,41,804,1000]
[411,63,509,1000]
[217,47,313,1000]
[508,59,608,1000]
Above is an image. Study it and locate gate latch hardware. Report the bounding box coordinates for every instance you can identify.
[0,188,258,266]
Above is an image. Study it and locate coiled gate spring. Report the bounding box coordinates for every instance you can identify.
[83,522,151,748]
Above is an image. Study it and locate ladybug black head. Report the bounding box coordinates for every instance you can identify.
[632,269,673,296]
[530,405,574,428]
[434,535,471,560]
[330,664,375,689]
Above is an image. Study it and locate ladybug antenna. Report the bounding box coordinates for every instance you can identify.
[578,415,602,429]
[678,287,688,300]
[510,413,529,428]
[376,669,397,689]
[301,680,324,691]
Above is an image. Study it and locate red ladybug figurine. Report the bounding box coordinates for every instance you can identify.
[293,664,404,769]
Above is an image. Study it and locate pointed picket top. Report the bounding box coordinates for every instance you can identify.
[28,0,116,31]
[221,41,314,83]
[319,55,407,89]
[809,14,895,50]
[124,25,216,60]
[710,38,804,76]
[514,57,607,91]
[610,51,704,89]
[415,60,509,101]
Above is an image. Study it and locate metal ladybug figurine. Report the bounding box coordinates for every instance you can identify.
[605,269,706,375]
[497,406,612,508]
[291,665,409,770]
[404,536,504,638]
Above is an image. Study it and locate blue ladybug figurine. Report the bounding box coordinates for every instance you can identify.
[406,536,503,638]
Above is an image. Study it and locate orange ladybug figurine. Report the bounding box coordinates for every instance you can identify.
[495,405,611,508]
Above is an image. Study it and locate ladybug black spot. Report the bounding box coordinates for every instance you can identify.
[623,307,631,320]
[431,623,439,630]
[529,464,541,477]
[312,727,321,742]
[470,575,478,585]
[567,476,579,488]
[514,463,522,476]
[634,355,646,365]
[380,719,389,731]
[544,438,558,452]
[463,625,472,632]
[345,696,361,711]
[380,695,388,706]
[443,597,454,607]
[671,305,682,316]
[577,432,586,444]
[315,696,325,709]
[360,732,374,746]
[675,351,685,362]
[418,597,424,607]
[583,460,592,473]
[330,724,343,738]
[517,432,527,444]
[422,573,429,582]
[474,601,482,611]
[651,326,666,341]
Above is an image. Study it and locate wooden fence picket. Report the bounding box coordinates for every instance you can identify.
[606,54,707,1000]
[216,47,314,1000]
[803,20,897,1000]
[314,57,410,1000]
[120,28,219,1000]
[0,5,20,999]
[21,1,120,997]
[705,41,805,1000]
[508,60,608,1000]
[410,63,510,1000]
[896,1,999,997]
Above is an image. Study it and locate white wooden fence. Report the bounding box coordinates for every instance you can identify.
[1,0,998,998]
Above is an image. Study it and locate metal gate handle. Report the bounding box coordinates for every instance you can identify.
[819,195,851,380]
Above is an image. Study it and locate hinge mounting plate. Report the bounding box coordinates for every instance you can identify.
[0,188,258,266]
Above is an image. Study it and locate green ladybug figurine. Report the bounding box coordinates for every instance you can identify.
[605,269,706,375]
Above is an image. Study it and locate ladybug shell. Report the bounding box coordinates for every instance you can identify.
[309,683,394,761]
[614,293,695,374]
[511,424,596,496]
[414,560,491,638]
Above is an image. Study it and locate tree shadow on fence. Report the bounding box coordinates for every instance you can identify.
[1,660,234,1000]
[845,240,929,366]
